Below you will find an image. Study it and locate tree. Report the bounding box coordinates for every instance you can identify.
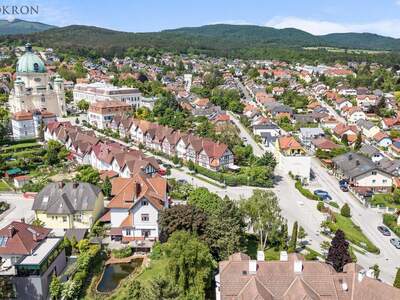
[63,236,72,256]
[288,221,298,252]
[142,276,180,300]
[102,176,112,198]
[49,275,62,299]
[340,203,351,217]
[32,218,45,227]
[240,190,284,251]
[45,140,69,165]
[320,240,331,254]
[77,239,90,253]
[126,280,144,300]
[370,264,380,279]
[77,99,89,111]
[354,131,362,150]
[394,268,400,288]
[187,187,223,215]
[298,226,307,245]
[74,165,100,185]
[205,198,246,261]
[159,205,208,242]
[326,230,352,272]
[162,231,215,298]
[256,152,277,170]
[341,134,349,146]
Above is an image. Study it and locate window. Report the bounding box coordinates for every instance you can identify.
[125,229,131,236]
[62,216,67,222]
[141,214,149,221]
[372,171,377,175]
[372,179,376,183]
[383,179,387,183]
[142,200,148,206]
[141,229,151,237]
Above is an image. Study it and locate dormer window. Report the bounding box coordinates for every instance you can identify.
[33,63,39,72]
[142,200,148,206]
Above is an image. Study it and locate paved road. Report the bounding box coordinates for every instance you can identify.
[317,98,346,124]
[310,158,399,283]
[0,193,35,228]
[228,111,265,157]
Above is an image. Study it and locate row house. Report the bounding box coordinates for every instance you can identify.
[45,122,159,178]
[125,118,234,171]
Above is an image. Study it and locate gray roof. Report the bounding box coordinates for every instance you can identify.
[356,119,375,130]
[253,123,280,130]
[359,144,381,157]
[332,152,389,178]
[299,127,324,137]
[271,105,293,115]
[33,182,102,214]
[377,158,400,176]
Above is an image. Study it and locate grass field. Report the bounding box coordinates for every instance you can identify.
[330,213,379,254]
[370,194,400,209]
[0,180,11,191]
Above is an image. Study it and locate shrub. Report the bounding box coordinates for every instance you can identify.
[383,214,400,237]
[295,181,319,200]
[328,201,339,209]
[111,246,132,258]
[317,201,325,212]
[340,203,351,217]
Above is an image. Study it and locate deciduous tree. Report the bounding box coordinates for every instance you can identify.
[240,190,284,251]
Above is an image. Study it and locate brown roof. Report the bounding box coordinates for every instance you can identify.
[312,138,340,150]
[219,252,400,300]
[108,172,166,212]
[0,221,50,255]
[278,136,302,150]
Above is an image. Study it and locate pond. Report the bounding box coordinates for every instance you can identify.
[97,259,142,293]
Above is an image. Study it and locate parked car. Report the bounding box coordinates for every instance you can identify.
[156,159,163,164]
[177,179,188,184]
[163,163,173,169]
[339,179,349,192]
[390,238,400,249]
[313,189,332,201]
[377,225,391,236]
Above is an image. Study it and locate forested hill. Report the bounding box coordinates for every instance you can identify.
[0,19,55,35]
[2,23,400,64]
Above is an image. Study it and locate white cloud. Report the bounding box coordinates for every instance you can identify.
[265,16,400,38]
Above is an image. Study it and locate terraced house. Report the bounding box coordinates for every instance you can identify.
[122,117,234,171]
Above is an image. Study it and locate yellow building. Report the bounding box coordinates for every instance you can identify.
[32,182,104,229]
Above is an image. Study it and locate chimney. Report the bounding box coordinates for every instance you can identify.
[348,154,353,161]
[72,182,79,189]
[59,181,65,189]
[8,226,16,238]
[248,260,257,275]
[280,251,288,262]
[257,250,265,262]
[20,218,25,223]
[135,182,141,198]
[294,260,303,273]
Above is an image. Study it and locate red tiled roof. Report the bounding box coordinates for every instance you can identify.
[0,221,50,255]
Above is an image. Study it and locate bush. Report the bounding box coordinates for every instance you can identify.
[383,214,400,237]
[340,203,351,217]
[317,201,325,212]
[295,181,319,200]
[111,246,132,258]
[328,201,339,209]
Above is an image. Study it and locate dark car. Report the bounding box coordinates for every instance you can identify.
[156,159,163,164]
[390,238,400,249]
[163,163,173,169]
[377,225,391,236]
[339,179,349,192]
[313,189,332,201]
[177,179,188,184]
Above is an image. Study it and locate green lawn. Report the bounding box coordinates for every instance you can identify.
[370,194,400,209]
[0,180,11,191]
[1,142,40,152]
[264,248,280,261]
[329,213,379,254]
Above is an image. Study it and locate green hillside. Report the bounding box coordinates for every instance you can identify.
[0,19,55,35]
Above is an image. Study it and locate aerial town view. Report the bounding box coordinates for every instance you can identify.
[0,0,400,299]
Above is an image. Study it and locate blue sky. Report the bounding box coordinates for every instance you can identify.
[4,0,400,37]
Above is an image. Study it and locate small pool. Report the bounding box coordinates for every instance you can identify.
[97,259,142,293]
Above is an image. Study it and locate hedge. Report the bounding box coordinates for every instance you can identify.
[383,214,400,237]
[193,164,273,187]
[295,181,319,200]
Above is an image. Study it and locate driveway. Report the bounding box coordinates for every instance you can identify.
[0,193,35,228]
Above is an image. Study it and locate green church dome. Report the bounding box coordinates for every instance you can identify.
[16,43,46,73]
